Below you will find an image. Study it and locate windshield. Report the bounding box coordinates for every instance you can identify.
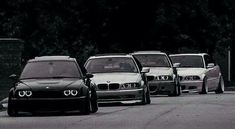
[20,61,81,79]
[85,57,138,73]
[170,55,204,68]
[133,54,171,67]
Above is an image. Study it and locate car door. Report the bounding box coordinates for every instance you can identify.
[204,55,219,90]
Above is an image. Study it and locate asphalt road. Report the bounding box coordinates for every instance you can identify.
[1,92,235,129]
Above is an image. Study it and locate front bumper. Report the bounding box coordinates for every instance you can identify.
[148,80,175,95]
[180,80,203,92]
[97,89,143,103]
[11,96,86,112]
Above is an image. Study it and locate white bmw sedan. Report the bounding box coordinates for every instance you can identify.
[170,53,224,94]
[84,54,151,104]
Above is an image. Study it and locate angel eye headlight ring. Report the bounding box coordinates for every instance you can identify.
[25,91,32,97]
[64,90,71,96]
[71,90,78,96]
[18,91,26,97]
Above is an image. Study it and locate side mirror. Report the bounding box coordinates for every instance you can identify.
[9,74,19,87]
[173,63,180,68]
[86,73,94,79]
[207,63,215,69]
[141,68,150,73]
[9,74,18,81]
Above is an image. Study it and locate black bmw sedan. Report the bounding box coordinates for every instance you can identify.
[7,56,98,116]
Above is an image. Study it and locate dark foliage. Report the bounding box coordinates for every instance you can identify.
[0,0,234,63]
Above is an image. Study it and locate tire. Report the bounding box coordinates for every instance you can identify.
[141,88,147,105]
[7,97,18,117]
[215,76,224,94]
[90,88,98,113]
[80,91,90,115]
[146,87,151,104]
[169,83,178,97]
[176,79,181,96]
[200,77,208,94]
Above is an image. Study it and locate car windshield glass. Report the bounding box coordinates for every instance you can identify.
[85,57,138,73]
[20,61,81,79]
[133,54,171,67]
[170,55,204,68]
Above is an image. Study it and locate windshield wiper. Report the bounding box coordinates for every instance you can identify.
[50,76,79,79]
[20,77,49,80]
[20,76,78,80]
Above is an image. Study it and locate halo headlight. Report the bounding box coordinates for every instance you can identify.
[184,76,200,81]
[121,83,140,89]
[64,90,71,96]
[18,90,32,97]
[18,91,26,97]
[25,91,32,97]
[71,90,78,96]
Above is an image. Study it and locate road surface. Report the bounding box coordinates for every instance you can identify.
[1,92,235,129]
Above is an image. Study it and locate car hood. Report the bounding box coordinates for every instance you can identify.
[177,68,206,76]
[146,67,173,76]
[17,78,84,91]
[91,73,141,84]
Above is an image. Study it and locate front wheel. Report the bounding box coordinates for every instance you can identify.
[80,92,91,115]
[141,88,147,105]
[169,82,180,96]
[176,80,181,96]
[90,88,98,113]
[200,77,208,94]
[146,86,151,104]
[7,98,18,117]
[215,76,224,94]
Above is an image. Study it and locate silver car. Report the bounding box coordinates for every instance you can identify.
[84,54,151,104]
[132,51,181,96]
[170,53,224,94]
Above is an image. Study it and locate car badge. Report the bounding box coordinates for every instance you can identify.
[107,81,111,83]
[46,86,50,89]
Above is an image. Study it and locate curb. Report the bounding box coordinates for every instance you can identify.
[225,86,235,91]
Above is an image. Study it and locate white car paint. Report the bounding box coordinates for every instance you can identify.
[170,53,224,93]
[91,73,143,85]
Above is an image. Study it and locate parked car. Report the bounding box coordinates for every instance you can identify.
[7,56,98,116]
[84,54,151,104]
[132,51,181,96]
[170,53,224,94]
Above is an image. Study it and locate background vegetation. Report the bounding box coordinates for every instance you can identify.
[0,0,234,79]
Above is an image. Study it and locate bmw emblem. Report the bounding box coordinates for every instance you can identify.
[107,81,111,83]
[46,86,50,89]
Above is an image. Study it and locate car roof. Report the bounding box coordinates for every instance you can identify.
[88,53,133,59]
[28,56,76,62]
[169,53,208,57]
[131,51,166,55]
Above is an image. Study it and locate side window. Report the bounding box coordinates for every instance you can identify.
[204,55,215,66]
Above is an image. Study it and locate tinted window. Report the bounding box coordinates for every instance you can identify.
[20,61,81,79]
[133,54,171,67]
[204,55,215,66]
[85,57,138,73]
[170,55,204,68]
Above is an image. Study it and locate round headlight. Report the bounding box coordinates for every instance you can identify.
[71,90,78,96]
[25,91,32,97]
[64,90,71,96]
[18,91,26,97]
[184,76,200,81]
